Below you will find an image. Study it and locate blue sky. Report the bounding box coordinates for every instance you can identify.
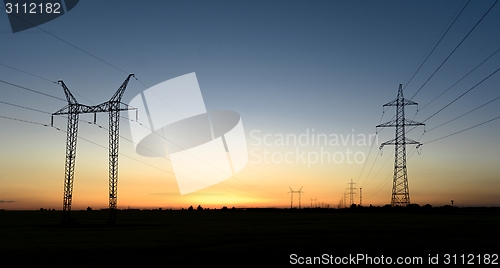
[1,0,499,209]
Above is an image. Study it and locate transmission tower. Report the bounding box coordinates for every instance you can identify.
[346,179,357,206]
[359,188,362,206]
[310,197,318,208]
[288,186,304,208]
[376,84,424,207]
[52,74,136,224]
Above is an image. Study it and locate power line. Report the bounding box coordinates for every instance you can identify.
[0,79,65,101]
[366,101,500,201]
[426,95,500,132]
[405,112,500,162]
[0,75,274,204]
[64,117,270,199]
[364,173,392,200]
[106,119,272,198]
[0,115,49,127]
[0,81,273,199]
[0,113,266,200]
[0,100,51,114]
[1,69,277,198]
[409,0,498,101]
[362,153,392,190]
[3,4,276,198]
[420,65,500,124]
[424,114,500,144]
[356,0,469,190]
[355,109,390,188]
[360,151,379,188]
[419,47,500,112]
[404,0,470,90]
[0,6,129,75]
[129,77,278,197]
[404,51,500,136]
[358,1,499,204]
[354,107,387,185]
[0,98,121,127]
[0,62,58,84]
[123,116,274,197]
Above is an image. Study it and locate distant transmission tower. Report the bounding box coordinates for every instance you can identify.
[288,186,304,208]
[376,84,424,207]
[310,197,318,208]
[346,179,357,206]
[52,74,136,224]
[359,188,362,206]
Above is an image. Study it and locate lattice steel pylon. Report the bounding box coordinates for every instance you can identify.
[288,186,304,208]
[346,178,357,206]
[376,84,424,207]
[52,74,135,224]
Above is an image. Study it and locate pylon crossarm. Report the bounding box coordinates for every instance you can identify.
[379,139,395,149]
[377,118,424,128]
[120,102,137,111]
[115,102,136,112]
[58,80,78,104]
[404,118,425,126]
[52,104,103,116]
[383,98,418,107]
[109,74,135,102]
[52,105,71,116]
[404,137,422,145]
[376,120,397,128]
[379,137,421,149]
[89,102,136,113]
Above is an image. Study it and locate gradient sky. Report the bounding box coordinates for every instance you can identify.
[1,0,499,210]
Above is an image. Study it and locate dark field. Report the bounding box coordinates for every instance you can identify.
[1,208,499,265]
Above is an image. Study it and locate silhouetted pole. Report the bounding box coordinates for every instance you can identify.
[298,187,303,208]
[377,84,424,207]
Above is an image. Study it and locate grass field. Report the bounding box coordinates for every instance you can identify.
[1,207,499,265]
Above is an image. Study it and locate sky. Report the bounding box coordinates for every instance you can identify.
[0,0,499,210]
